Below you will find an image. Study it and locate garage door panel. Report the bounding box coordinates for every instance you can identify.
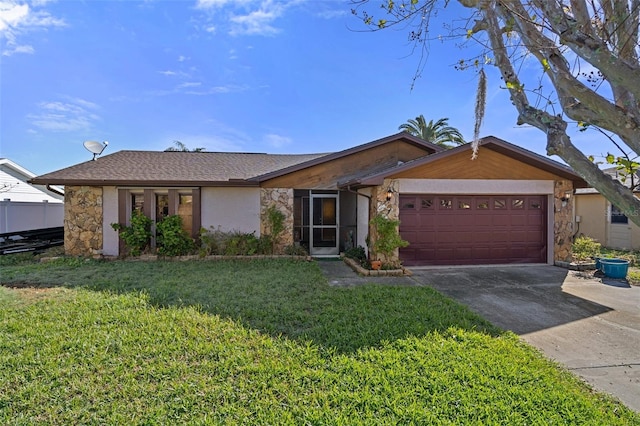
[527,216,543,226]
[399,194,547,266]
[492,216,512,226]
[473,216,494,226]
[510,215,528,226]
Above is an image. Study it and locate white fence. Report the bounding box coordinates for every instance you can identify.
[0,200,64,234]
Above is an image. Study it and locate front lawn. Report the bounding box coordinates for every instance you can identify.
[1,256,638,424]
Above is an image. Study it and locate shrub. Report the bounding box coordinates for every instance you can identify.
[224,231,259,256]
[344,245,368,267]
[111,210,152,256]
[156,215,195,256]
[284,244,308,256]
[627,269,640,285]
[369,214,409,267]
[572,235,601,261]
[264,205,286,254]
[199,227,272,256]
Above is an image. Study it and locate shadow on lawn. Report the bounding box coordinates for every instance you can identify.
[1,257,502,353]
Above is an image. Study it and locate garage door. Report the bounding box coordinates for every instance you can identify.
[399,195,547,266]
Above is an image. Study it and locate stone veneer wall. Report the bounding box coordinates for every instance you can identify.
[554,179,575,262]
[64,186,103,256]
[369,179,400,264]
[260,188,294,253]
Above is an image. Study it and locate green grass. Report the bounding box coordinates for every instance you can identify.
[1,255,638,424]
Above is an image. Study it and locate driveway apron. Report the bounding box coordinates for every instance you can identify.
[408,265,640,412]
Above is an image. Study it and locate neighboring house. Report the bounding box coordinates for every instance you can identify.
[0,158,64,234]
[575,167,640,250]
[31,133,587,265]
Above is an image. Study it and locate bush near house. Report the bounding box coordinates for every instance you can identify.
[111,209,153,256]
[344,245,369,268]
[572,235,602,262]
[155,215,195,256]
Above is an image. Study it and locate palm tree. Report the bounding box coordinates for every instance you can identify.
[398,116,465,148]
[165,140,205,152]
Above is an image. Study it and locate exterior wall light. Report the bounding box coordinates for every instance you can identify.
[561,191,572,207]
[386,188,394,202]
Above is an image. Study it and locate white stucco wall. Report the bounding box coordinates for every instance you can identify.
[102,186,119,256]
[201,187,261,235]
[398,179,554,194]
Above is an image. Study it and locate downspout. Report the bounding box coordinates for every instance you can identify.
[345,185,371,200]
[346,185,373,256]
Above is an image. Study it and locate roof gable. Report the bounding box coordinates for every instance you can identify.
[350,136,588,187]
[251,132,443,184]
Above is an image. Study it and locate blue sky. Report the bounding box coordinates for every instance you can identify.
[0,0,599,176]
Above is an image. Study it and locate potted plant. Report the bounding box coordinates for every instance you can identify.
[369,213,409,269]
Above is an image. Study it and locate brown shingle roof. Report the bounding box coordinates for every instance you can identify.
[31,151,329,186]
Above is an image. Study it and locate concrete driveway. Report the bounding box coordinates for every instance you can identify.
[409,265,640,412]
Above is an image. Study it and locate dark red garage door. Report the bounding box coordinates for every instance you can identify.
[399,195,547,266]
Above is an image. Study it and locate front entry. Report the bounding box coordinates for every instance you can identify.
[294,190,342,256]
[310,193,339,256]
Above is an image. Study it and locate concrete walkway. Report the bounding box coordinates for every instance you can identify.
[318,260,640,412]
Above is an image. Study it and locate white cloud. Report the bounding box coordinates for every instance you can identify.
[195,0,302,37]
[229,7,281,36]
[0,0,65,56]
[182,84,248,95]
[196,0,253,9]
[148,83,248,97]
[27,97,101,132]
[316,9,347,19]
[177,81,202,89]
[0,2,29,31]
[3,42,32,55]
[264,133,292,148]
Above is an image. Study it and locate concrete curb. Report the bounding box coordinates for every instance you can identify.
[342,257,411,277]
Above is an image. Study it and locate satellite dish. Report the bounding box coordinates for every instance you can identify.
[83,140,109,160]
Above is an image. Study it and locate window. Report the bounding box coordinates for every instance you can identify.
[530,200,542,209]
[131,193,144,212]
[421,198,433,209]
[494,199,506,209]
[156,194,169,221]
[458,200,471,209]
[440,198,452,209]
[179,194,192,205]
[402,200,415,209]
[611,204,628,224]
[178,194,193,235]
[512,199,524,209]
[476,199,489,209]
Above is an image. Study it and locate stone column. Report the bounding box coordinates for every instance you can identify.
[369,179,401,264]
[554,180,575,262]
[64,186,103,256]
[260,188,293,253]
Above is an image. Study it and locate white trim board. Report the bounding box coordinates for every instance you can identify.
[398,179,554,194]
